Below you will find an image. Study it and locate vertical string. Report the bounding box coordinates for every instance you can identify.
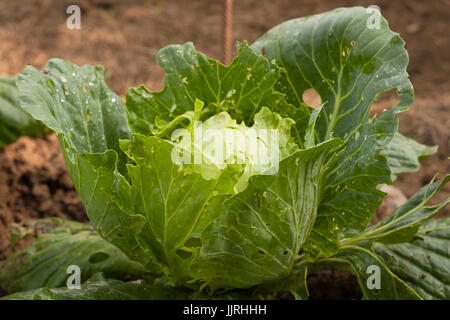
[223,0,233,65]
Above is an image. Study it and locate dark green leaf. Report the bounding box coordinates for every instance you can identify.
[0,218,149,293]
[252,7,415,257]
[374,217,450,299]
[17,60,153,267]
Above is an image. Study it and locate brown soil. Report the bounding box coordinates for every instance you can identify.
[0,0,448,298]
[0,135,86,260]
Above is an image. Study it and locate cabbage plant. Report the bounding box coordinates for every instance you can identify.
[1,7,448,300]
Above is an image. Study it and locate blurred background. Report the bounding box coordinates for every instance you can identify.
[0,0,448,265]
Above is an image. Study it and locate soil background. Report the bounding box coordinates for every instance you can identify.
[0,0,448,298]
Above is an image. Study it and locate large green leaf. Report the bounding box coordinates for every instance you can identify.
[252,7,415,257]
[0,218,148,293]
[0,77,47,147]
[17,60,152,267]
[126,41,310,146]
[382,132,437,180]
[18,60,129,171]
[374,217,450,300]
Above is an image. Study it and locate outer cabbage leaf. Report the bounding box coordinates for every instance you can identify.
[126,41,310,145]
[0,77,47,147]
[18,60,129,171]
[252,7,415,257]
[374,217,450,300]
[17,60,152,267]
[0,218,148,293]
[382,132,437,180]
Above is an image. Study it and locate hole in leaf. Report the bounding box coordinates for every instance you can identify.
[370,89,400,116]
[176,249,193,260]
[184,237,201,248]
[89,252,109,263]
[302,88,322,109]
